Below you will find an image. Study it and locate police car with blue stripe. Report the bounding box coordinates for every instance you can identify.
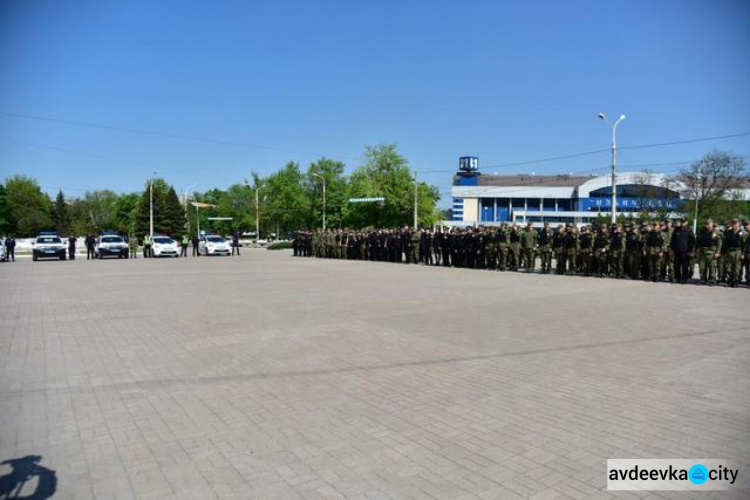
[32,231,67,261]
[95,231,129,259]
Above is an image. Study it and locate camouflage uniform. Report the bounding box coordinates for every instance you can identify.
[537,224,554,274]
[695,222,722,285]
[722,221,747,287]
[519,224,538,273]
[644,223,667,282]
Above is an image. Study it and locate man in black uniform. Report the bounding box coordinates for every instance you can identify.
[401,226,412,264]
[421,229,433,265]
[5,235,16,262]
[68,235,77,260]
[192,235,200,256]
[85,234,96,260]
[232,232,240,256]
[670,217,695,284]
[578,226,594,276]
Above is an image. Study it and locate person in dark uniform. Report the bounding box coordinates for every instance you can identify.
[68,235,77,260]
[192,235,200,256]
[723,219,746,287]
[5,235,16,262]
[85,234,96,260]
[624,225,642,280]
[670,217,695,284]
[421,229,433,265]
[401,226,412,264]
[231,232,240,256]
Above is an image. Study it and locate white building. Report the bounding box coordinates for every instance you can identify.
[450,170,750,227]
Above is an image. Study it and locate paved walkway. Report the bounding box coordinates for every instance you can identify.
[1,251,748,499]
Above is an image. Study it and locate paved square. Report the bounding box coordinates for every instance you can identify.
[1,251,748,499]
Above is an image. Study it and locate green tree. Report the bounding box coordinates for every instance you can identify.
[677,150,747,223]
[113,192,141,234]
[134,178,186,237]
[189,188,224,236]
[70,190,119,234]
[4,175,52,236]
[0,183,10,235]
[164,186,188,237]
[344,144,440,228]
[213,184,255,234]
[306,158,348,229]
[52,190,71,235]
[263,161,309,236]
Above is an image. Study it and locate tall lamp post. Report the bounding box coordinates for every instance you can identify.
[149,172,156,237]
[312,172,327,230]
[413,172,418,229]
[255,184,266,242]
[693,161,710,233]
[182,183,197,234]
[597,113,626,224]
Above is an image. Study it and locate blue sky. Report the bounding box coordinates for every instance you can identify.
[1,0,749,206]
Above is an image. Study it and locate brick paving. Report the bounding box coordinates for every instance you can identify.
[0,251,748,499]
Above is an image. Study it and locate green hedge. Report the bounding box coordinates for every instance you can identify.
[266,241,293,250]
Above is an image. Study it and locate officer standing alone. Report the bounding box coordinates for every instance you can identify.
[192,234,200,256]
[68,235,77,260]
[85,234,96,260]
[143,234,152,258]
[181,234,189,257]
[232,232,240,256]
[129,234,138,259]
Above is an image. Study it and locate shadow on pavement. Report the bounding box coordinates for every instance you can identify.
[0,455,57,499]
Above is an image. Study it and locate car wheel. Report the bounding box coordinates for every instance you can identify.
[33,254,38,261]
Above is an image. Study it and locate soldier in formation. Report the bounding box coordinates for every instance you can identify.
[292,219,750,287]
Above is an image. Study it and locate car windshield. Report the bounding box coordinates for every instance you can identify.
[153,237,173,244]
[206,236,225,243]
[37,237,62,244]
[101,236,123,243]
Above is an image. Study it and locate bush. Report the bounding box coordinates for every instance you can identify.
[266,241,293,250]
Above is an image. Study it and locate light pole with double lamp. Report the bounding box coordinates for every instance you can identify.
[597,113,626,224]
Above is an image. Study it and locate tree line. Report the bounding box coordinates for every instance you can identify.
[0,144,442,238]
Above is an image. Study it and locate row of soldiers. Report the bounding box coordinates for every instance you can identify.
[292,218,750,287]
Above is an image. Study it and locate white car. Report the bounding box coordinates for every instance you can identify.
[199,235,231,256]
[0,241,6,262]
[151,236,180,257]
[32,233,67,261]
[95,234,129,259]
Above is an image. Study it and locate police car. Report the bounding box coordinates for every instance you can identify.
[151,235,180,257]
[199,235,231,256]
[32,232,67,261]
[95,232,129,259]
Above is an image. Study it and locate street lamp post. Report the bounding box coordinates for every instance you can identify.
[182,183,197,234]
[598,113,626,224]
[693,163,707,234]
[182,183,197,208]
[149,172,156,237]
[255,184,266,242]
[413,172,418,229]
[312,172,327,230]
